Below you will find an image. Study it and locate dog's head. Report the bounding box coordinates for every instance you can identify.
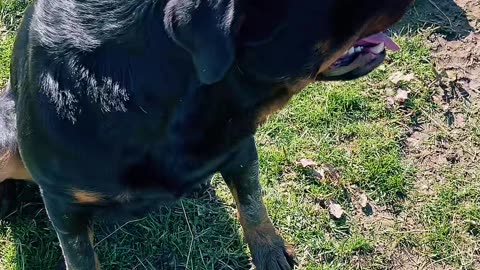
[164,0,413,85]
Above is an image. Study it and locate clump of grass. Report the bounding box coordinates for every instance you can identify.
[0,36,14,86]
[0,0,29,31]
[418,174,480,267]
[0,0,29,86]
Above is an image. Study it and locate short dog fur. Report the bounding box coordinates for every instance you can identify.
[1,0,413,269]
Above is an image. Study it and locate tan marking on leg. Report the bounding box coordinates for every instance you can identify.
[229,186,271,233]
[88,228,95,245]
[229,186,296,267]
[72,190,105,204]
[88,227,101,270]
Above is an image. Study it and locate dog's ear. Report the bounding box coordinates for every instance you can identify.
[238,0,288,46]
[164,0,235,84]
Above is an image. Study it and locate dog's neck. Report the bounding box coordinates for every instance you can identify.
[31,0,166,54]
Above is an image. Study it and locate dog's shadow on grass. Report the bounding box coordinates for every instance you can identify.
[0,180,251,270]
[394,0,474,40]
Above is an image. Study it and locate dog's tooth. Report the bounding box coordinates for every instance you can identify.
[354,46,363,53]
[348,47,355,55]
[370,42,385,54]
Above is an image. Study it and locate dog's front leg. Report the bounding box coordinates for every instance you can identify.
[42,194,99,270]
[221,138,297,270]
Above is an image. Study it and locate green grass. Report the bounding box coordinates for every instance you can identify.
[0,0,26,86]
[415,169,480,267]
[2,1,479,269]
[0,26,14,87]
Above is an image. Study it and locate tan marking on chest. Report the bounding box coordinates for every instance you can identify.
[0,150,33,182]
[72,189,105,204]
[256,79,311,125]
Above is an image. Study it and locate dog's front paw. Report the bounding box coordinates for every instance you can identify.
[0,180,16,218]
[246,225,297,270]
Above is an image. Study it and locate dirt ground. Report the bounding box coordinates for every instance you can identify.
[430,0,480,94]
[391,0,480,269]
[407,0,480,200]
[406,0,480,174]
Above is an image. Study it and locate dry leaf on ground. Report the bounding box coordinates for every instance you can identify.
[389,71,416,84]
[359,193,369,208]
[394,89,410,103]
[313,165,341,186]
[328,201,344,219]
[297,158,317,168]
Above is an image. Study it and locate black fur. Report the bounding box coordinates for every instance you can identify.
[164,0,236,83]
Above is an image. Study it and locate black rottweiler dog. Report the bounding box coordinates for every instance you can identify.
[0,0,413,269]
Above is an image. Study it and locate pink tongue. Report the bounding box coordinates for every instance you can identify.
[358,33,400,51]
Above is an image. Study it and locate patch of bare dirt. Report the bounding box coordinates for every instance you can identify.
[418,0,480,85]
[431,32,480,93]
[391,249,458,270]
[392,0,480,269]
[397,0,477,39]
[416,0,480,182]
[457,0,480,24]
[368,1,480,269]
